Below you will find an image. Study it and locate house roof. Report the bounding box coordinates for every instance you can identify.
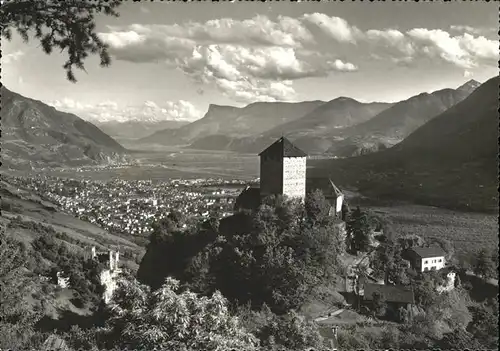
[364,283,415,304]
[234,186,261,211]
[42,335,69,351]
[306,177,344,197]
[258,137,307,158]
[410,246,445,259]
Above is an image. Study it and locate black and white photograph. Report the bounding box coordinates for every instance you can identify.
[0,0,498,350]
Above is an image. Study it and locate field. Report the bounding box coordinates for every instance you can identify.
[364,203,497,256]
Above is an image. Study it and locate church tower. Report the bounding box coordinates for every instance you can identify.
[259,137,308,200]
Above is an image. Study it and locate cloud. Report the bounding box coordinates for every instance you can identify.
[99,15,356,102]
[98,12,496,103]
[361,26,497,69]
[301,13,498,69]
[302,13,362,43]
[1,50,24,64]
[48,98,203,123]
[100,18,357,103]
[406,28,498,68]
[103,15,313,49]
[214,78,296,103]
[463,70,473,78]
[449,25,497,37]
[177,44,357,102]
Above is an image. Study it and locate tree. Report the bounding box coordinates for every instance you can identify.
[336,326,370,350]
[438,329,485,350]
[102,276,259,351]
[139,195,346,314]
[0,0,121,82]
[468,300,499,349]
[346,207,371,253]
[473,248,495,279]
[396,234,425,251]
[258,310,324,351]
[412,274,438,309]
[304,189,331,224]
[0,228,45,349]
[386,249,410,285]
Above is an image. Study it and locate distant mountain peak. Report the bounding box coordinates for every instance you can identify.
[1,88,127,169]
[330,96,359,103]
[457,79,481,92]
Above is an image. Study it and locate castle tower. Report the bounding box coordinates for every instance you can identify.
[259,137,308,200]
[109,251,114,271]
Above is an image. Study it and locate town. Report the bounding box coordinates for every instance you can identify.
[3,174,255,238]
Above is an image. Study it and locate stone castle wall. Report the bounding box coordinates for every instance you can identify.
[282,157,307,200]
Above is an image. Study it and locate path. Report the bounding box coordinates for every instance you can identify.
[314,309,345,322]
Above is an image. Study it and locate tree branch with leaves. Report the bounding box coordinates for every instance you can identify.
[0,0,121,82]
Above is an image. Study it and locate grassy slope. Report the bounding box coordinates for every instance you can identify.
[1,180,142,254]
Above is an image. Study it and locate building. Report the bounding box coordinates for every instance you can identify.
[407,246,446,272]
[42,335,69,351]
[233,186,261,212]
[259,136,308,200]
[91,246,120,271]
[362,283,415,312]
[235,137,348,223]
[90,246,122,303]
[56,271,70,288]
[436,268,457,294]
[306,177,347,219]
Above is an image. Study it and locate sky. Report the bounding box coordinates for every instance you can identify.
[2,1,498,123]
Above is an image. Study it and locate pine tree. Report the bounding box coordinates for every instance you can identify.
[347,207,371,253]
[0,0,121,82]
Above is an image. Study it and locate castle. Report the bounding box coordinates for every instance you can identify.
[54,246,122,304]
[90,246,122,303]
[235,137,347,219]
[91,246,120,272]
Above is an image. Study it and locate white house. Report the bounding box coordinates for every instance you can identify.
[407,247,446,272]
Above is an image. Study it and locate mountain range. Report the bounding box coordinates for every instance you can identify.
[324,79,482,156]
[308,76,498,213]
[137,80,480,157]
[137,100,325,146]
[95,120,189,144]
[0,86,129,170]
[188,97,393,154]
